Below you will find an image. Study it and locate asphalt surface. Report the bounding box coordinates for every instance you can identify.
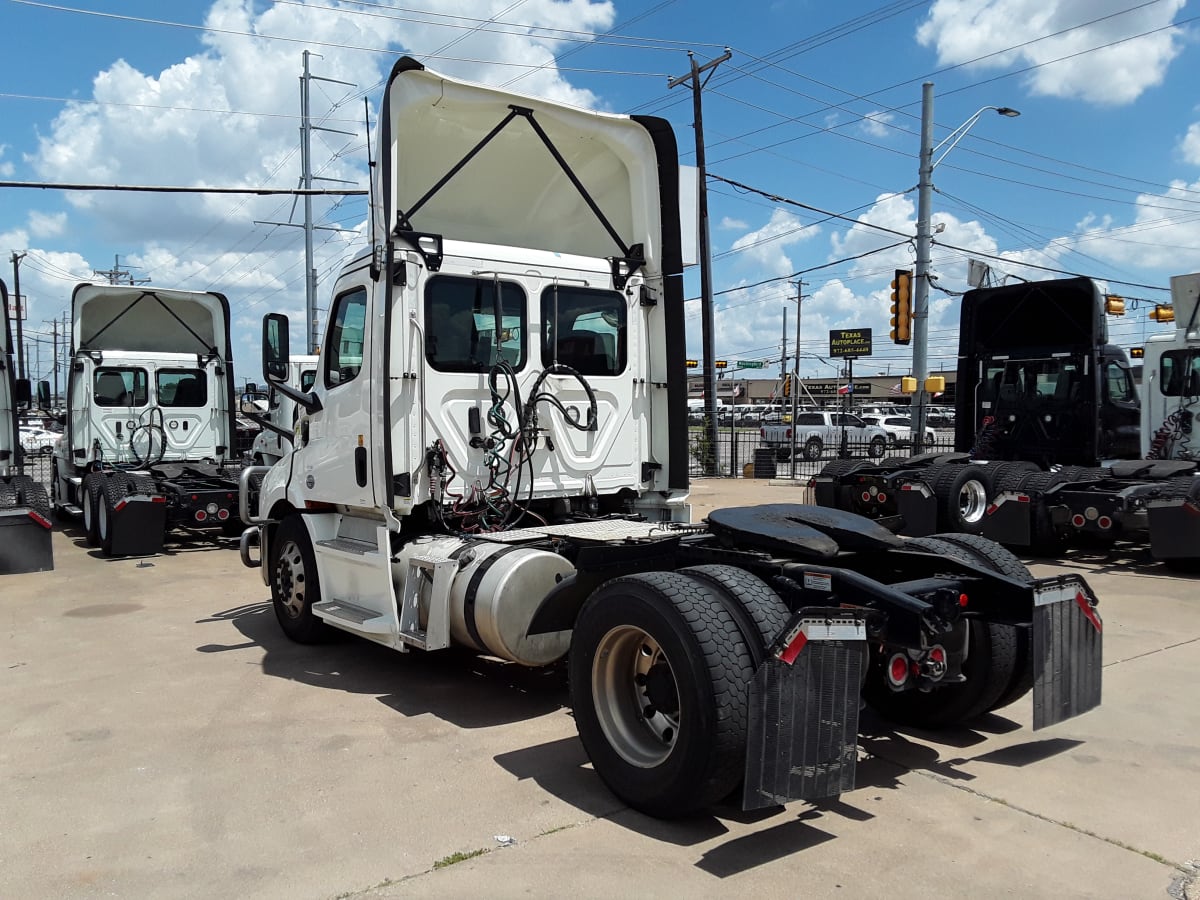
[1,479,1197,899]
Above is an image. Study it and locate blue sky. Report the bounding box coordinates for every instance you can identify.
[2,0,1198,387]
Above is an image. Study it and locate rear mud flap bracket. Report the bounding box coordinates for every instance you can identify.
[1031,577,1103,730]
[743,610,866,810]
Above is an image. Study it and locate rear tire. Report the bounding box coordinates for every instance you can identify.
[82,473,103,546]
[867,536,1019,728]
[678,566,790,665]
[933,464,993,534]
[803,437,823,461]
[929,533,1035,713]
[269,515,328,643]
[99,474,130,557]
[868,436,886,459]
[569,572,755,818]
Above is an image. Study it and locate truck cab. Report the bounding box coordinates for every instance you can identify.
[53,284,244,555]
[249,357,317,466]
[1142,273,1200,462]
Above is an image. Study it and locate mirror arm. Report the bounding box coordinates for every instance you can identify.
[243,411,295,442]
[270,379,323,414]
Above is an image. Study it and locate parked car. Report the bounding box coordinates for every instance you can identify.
[860,414,936,448]
[761,411,888,461]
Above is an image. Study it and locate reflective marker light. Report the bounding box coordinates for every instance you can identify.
[194,509,208,522]
[887,653,909,686]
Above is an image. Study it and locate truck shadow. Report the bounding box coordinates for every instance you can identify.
[197,600,567,730]
[1024,545,1198,579]
[55,518,244,562]
[197,601,1082,878]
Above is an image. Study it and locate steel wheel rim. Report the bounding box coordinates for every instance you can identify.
[592,625,680,768]
[83,487,93,531]
[274,540,308,619]
[959,479,988,524]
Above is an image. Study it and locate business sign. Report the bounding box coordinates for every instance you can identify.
[829,328,871,358]
[805,382,870,396]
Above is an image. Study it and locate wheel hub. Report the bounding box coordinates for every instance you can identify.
[592,626,681,768]
[958,480,988,524]
[275,541,307,618]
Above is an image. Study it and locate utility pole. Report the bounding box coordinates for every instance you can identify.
[911,82,935,452]
[669,48,731,476]
[789,280,805,476]
[780,305,788,390]
[50,316,58,404]
[92,254,150,286]
[11,251,26,380]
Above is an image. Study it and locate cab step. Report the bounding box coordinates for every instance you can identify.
[313,599,394,634]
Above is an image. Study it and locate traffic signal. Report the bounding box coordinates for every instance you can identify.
[890,269,913,344]
[1104,294,1126,316]
[1148,304,1175,323]
[783,373,791,397]
[714,359,728,369]
[685,358,698,368]
[1130,347,1145,359]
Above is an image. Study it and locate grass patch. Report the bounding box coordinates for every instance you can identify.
[433,848,489,870]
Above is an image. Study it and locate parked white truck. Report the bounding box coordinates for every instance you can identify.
[239,57,1103,818]
[246,356,318,466]
[0,277,54,574]
[761,409,889,461]
[51,284,246,556]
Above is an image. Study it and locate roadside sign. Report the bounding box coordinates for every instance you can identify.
[830,328,872,358]
[736,360,765,369]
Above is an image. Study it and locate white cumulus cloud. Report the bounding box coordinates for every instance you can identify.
[860,110,895,138]
[917,0,1189,105]
[1181,123,1200,165]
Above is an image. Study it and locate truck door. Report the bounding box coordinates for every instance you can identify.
[297,282,375,507]
[1099,357,1140,459]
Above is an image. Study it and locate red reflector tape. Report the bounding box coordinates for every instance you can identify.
[1075,591,1103,634]
[151,496,167,504]
[985,503,998,516]
[779,630,808,665]
[27,511,52,529]
[115,499,127,512]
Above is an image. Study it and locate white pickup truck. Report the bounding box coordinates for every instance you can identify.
[761,410,888,461]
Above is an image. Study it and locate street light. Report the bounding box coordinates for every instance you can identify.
[911,83,1019,450]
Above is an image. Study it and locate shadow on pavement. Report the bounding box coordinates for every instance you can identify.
[197,601,567,730]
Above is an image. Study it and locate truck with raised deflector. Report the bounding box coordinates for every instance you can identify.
[238,57,1104,818]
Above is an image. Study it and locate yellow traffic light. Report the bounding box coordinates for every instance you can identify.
[714,359,728,369]
[890,269,913,344]
[1104,294,1126,316]
[685,358,698,368]
[901,376,918,394]
[783,373,791,397]
[1148,304,1175,323]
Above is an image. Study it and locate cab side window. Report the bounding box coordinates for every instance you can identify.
[425,275,526,373]
[324,288,368,388]
[1104,361,1135,403]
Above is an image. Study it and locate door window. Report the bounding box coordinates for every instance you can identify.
[324,288,368,388]
[1160,351,1200,397]
[1103,361,1135,403]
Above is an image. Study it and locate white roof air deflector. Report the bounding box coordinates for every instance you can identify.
[73,286,228,357]
[379,60,666,283]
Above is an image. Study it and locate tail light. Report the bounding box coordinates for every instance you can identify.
[195,509,208,522]
[216,508,230,521]
[887,653,909,687]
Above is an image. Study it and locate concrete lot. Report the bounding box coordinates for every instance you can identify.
[2,479,1197,899]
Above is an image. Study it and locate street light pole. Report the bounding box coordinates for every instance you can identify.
[911,83,1019,449]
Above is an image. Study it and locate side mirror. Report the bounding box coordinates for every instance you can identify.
[263,314,289,383]
[37,380,51,408]
[15,378,32,406]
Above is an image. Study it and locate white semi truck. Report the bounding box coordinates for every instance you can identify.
[0,277,54,573]
[239,57,1104,818]
[51,284,246,556]
[247,356,318,466]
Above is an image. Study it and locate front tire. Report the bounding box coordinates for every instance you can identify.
[803,437,823,461]
[269,515,328,643]
[569,572,755,818]
[868,436,886,459]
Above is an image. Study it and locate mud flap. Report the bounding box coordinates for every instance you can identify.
[1031,576,1103,730]
[895,481,937,536]
[1146,498,1200,562]
[743,610,866,810]
[0,509,54,574]
[110,497,168,556]
[982,492,1033,547]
